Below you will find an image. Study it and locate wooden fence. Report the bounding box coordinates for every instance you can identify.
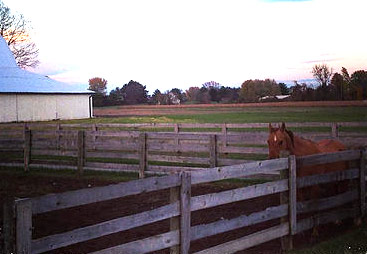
[2,149,366,254]
[0,122,366,176]
[1,121,367,140]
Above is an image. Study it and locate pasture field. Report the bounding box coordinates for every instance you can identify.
[88,103,366,124]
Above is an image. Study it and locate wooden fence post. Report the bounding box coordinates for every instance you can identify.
[222,123,227,148]
[139,133,147,178]
[331,123,339,138]
[174,124,180,134]
[77,130,85,176]
[169,172,191,254]
[180,172,191,254]
[288,155,297,238]
[280,156,292,252]
[56,123,61,150]
[359,148,366,216]
[16,199,32,254]
[24,129,31,172]
[174,124,180,148]
[210,135,218,168]
[3,198,16,254]
[170,184,180,254]
[92,124,97,150]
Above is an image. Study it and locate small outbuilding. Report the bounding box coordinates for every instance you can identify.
[0,36,93,123]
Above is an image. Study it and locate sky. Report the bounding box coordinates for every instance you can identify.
[3,0,367,94]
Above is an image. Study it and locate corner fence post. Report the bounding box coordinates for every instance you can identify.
[16,199,32,254]
[77,130,85,176]
[360,148,366,216]
[24,129,31,172]
[139,132,147,179]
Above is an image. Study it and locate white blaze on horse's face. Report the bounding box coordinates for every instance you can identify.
[268,128,290,159]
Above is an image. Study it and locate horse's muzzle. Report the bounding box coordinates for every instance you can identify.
[279,150,291,158]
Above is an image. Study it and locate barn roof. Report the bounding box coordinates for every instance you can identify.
[0,36,92,94]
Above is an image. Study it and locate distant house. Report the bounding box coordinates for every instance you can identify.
[169,92,181,105]
[0,36,93,123]
[259,95,290,102]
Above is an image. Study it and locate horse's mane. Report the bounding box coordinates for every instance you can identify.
[285,129,295,147]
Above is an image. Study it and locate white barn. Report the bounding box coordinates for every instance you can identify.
[0,36,93,123]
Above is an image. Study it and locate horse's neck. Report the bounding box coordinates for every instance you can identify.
[292,135,320,156]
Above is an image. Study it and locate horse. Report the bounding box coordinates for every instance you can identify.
[267,123,349,240]
[267,122,346,160]
[267,122,347,198]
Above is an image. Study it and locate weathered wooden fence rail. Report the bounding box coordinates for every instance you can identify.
[0,122,366,176]
[2,149,366,253]
[1,121,367,139]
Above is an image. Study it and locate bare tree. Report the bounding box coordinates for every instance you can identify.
[0,1,39,68]
[312,64,333,87]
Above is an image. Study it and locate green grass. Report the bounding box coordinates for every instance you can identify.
[289,224,367,254]
[0,166,139,182]
[57,106,367,125]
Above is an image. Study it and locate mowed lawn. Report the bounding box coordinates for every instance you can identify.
[71,105,367,124]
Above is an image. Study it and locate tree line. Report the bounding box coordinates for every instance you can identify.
[291,65,367,101]
[89,65,367,107]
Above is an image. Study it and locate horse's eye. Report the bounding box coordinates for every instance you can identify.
[267,140,270,144]
[279,140,283,146]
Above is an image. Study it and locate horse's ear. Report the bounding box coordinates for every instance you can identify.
[280,122,286,132]
[269,123,274,133]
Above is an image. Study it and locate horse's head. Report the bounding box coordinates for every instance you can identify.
[267,122,294,159]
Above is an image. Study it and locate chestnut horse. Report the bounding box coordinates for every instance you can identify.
[268,123,350,239]
[267,122,347,200]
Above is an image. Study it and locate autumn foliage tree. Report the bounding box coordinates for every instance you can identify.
[88,77,107,95]
[88,77,107,106]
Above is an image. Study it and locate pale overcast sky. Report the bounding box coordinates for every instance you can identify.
[3,0,367,94]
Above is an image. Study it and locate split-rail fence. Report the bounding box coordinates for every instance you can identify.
[0,122,366,177]
[2,149,366,254]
